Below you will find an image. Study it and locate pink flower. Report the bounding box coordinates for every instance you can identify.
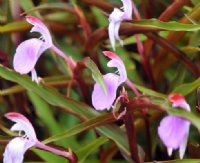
[13,16,53,83]
[108,0,132,50]
[92,51,127,110]
[158,93,190,159]
[3,112,38,163]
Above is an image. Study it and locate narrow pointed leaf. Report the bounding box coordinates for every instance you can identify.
[131,19,200,31]
[84,57,107,95]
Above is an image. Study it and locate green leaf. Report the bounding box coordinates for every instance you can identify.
[134,83,166,98]
[131,19,200,31]
[172,77,200,95]
[27,92,62,135]
[76,137,108,163]
[0,21,30,33]
[84,57,107,95]
[23,2,74,14]
[32,149,67,163]
[19,0,41,17]
[43,112,112,144]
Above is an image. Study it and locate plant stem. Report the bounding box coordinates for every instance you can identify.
[35,141,77,163]
[120,94,141,163]
[51,45,76,71]
[132,1,156,89]
[123,107,140,163]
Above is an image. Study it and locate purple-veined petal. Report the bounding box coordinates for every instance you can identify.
[103,51,127,85]
[3,137,35,163]
[5,112,37,141]
[158,115,190,151]
[121,0,132,20]
[168,93,190,111]
[92,73,119,110]
[13,38,45,74]
[26,16,52,47]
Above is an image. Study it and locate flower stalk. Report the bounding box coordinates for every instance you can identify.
[35,141,77,163]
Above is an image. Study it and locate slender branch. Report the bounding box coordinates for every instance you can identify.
[125,79,140,96]
[146,33,200,77]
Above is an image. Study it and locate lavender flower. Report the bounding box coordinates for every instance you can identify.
[92,51,127,110]
[3,112,38,163]
[108,0,132,50]
[158,93,190,159]
[13,16,53,83]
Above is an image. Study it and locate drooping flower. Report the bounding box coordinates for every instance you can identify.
[158,93,190,159]
[3,112,74,162]
[3,112,38,163]
[13,16,53,83]
[108,0,132,50]
[92,51,127,110]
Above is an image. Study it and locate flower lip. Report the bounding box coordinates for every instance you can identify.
[13,38,44,74]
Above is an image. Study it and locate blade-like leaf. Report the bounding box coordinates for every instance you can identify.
[76,137,108,163]
[172,77,200,95]
[131,19,200,31]
[32,149,66,163]
[134,83,166,98]
[0,21,30,33]
[84,57,107,95]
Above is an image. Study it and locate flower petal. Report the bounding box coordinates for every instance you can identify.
[92,73,119,110]
[26,16,52,47]
[168,93,190,111]
[108,8,124,50]
[3,137,35,163]
[108,21,116,51]
[121,0,132,20]
[179,127,189,159]
[5,112,37,141]
[158,115,190,150]
[109,8,124,22]
[103,51,127,85]
[13,38,44,74]
[114,21,123,46]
